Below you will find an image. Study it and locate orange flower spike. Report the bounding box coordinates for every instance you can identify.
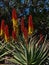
[21,17,25,32]
[23,27,28,39]
[12,8,18,35]
[12,30,17,40]
[4,25,9,42]
[28,15,34,35]
[1,20,5,35]
[12,8,18,28]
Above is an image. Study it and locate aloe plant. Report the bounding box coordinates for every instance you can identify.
[5,35,49,65]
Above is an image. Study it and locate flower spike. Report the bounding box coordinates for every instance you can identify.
[28,15,34,35]
[4,25,9,42]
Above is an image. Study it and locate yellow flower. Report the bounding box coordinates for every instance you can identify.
[28,26,33,35]
[12,18,18,31]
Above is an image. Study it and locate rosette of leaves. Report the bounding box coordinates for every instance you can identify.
[5,35,49,65]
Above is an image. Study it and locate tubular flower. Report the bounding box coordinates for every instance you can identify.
[0,20,5,36]
[21,17,25,33]
[12,8,18,33]
[12,30,16,40]
[28,15,34,35]
[4,25,9,42]
[23,27,28,39]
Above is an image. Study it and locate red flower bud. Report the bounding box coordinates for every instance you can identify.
[12,30,16,40]
[4,25,9,42]
[21,17,25,32]
[12,8,17,20]
[28,15,33,27]
[23,27,28,39]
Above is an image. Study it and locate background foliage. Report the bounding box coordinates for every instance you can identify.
[0,0,49,38]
